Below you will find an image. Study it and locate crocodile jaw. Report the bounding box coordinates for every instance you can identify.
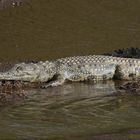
[0,69,55,82]
[0,63,41,82]
[0,71,38,82]
[0,61,57,82]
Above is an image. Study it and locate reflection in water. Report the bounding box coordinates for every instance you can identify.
[0,81,139,139]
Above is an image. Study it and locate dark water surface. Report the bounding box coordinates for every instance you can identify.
[0,81,140,140]
[0,0,140,139]
[0,0,140,60]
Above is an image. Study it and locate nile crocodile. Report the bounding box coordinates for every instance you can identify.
[0,55,140,88]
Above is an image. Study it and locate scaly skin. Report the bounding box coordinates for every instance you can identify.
[0,55,140,88]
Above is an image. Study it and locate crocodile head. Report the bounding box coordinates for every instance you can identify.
[0,61,57,82]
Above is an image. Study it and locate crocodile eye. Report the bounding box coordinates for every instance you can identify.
[16,66,23,71]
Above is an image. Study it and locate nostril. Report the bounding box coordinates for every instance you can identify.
[16,66,23,71]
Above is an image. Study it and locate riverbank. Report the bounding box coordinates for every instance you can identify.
[0,80,44,106]
[0,81,139,139]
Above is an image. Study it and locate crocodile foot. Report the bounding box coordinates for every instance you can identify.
[41,78,65,89]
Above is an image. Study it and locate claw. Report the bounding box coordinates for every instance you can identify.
[41,84,50,89]
[40,78,65,89]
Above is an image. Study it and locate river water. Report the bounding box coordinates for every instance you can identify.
[0,0,140,60]
[0,0,140,139]
[0,81,140,139]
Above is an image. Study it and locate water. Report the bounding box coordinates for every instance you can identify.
[0,81,139,139]
[0,0,140,139]
[0,0,140,60]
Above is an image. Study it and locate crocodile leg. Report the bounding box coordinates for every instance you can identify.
[41,75,65,88]
[113,64,140,80]
[68,74,87,81]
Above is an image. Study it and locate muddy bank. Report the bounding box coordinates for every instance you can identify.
[119,81,140,95]
[0,79,46,106]
[0,91,26,106]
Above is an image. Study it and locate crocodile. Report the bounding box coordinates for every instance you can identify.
[0,55,140,88]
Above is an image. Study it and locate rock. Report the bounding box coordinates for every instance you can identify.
[119,81,140,95]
